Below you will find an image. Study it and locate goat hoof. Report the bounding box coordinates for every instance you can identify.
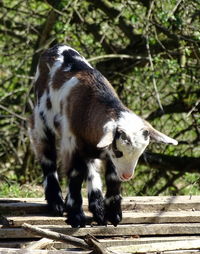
[89,195,105,225]
[105,211,122,226]
[47,197,64,216]
[104,194,122,226]
[66,209,86,228]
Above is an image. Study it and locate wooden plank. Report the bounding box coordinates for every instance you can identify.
[0,240,33,248]
[1,236,200,249]
[5,215,67,227]
[0,198,45,203]
[163,251,200,254]
[1,196,200,215]
[1,223,200,239]
[1,195,199,203]
[100,236,200,247]
[122,195,200,212]
[25,238,54,250]
[4,210,200,227]
[108,239,200,253]
[122,210,200,223]
[0,248,91,254]
[0,202,47,215]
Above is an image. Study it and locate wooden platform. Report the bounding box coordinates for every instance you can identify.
[0,196,200,253]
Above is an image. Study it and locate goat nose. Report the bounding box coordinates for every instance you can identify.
[122,173,132,180]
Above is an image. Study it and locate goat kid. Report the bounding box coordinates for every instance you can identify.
[29,44,178,227]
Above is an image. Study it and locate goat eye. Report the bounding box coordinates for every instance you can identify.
[143,130,149,140]
[120,132,127,141]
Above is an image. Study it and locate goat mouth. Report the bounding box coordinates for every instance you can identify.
[119,176,132,182]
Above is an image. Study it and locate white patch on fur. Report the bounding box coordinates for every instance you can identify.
[48,45,70,82]
[54,77,79,157]
[74,55,93,68]
[43,177,48,190]
[49,59,62,81]
[43,172,59,191]
[57,45,93,69]
[64,65,72,72]
[30,107,46,153]
[108,111,150,181]
[36,76,79,139]
[70,169,79,178]
[54,171,59,180]
[87,160,102,195]
[34,66,40,82]
[57,45,72,54]
[61,117,76,158]
[117,111,145,137]
[50,77,79,113]
[38,92,55,131]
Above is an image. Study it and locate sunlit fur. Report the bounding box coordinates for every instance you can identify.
[107,111,150,181]
[30,44,178,227]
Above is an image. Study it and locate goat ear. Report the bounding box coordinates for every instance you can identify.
[144,121,178,145]
[97,121,116,148]
[97,130,114,148]
[149,127,178,145]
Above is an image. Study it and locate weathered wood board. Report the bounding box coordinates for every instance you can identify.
[1,223,200,239]
[1,196,200,253]
[0,248,91,254]
[1,196,200,215]
[108,239,200,253]
[4,210,200,228]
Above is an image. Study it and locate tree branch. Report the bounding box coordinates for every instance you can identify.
[22,223,89,250]
[140,152,200,173]
[29,2,62,76]
[86,0,143,45]
[146,100,188,120]
[153,21,200,45]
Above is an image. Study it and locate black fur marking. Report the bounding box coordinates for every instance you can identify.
[143,129,149,140]
[79,142,103,159]
[62,49,92,72]
[116,129,132,145]
[92,69,125,116]
[104,195,122,227]
[43,127,57,169]
[45,173,64,216]
[65,152,88,228]
[43,44,61,58]
[112,131,123,158]
[38,125,64,215]
[104,159,122,226]
[53,115,60,130]
[39,111,46,123]
[46,97,52,110]
[88,190,105,225]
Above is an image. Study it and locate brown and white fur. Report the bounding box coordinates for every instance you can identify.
[29,44,178,227]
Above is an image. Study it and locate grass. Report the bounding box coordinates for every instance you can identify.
[0,181,44,198]
[1,171,200,198]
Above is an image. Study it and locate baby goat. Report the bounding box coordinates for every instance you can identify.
[29,44,178,227]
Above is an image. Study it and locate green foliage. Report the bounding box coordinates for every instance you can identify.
[0,0,200,197]
[0,181,43,198]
